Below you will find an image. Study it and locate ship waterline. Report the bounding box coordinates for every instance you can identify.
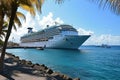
[20,24,90,49]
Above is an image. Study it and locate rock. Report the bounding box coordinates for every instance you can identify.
[41,64,45,67]
[11,54,15,57]
[52,73,72,80]
[67,77,73,80]
[46,69,53,74]
[33,64,42,70]
[51,72,66,80]
[63,74,67,79]
[5,58,13,63]
[43,65,48,70]
[32,64,47,71]
[20,59,26,65]
[13,56,19,62]
[51,72,64,77]
[51,72,59,76]
[39,65,48,71]
[8,54,15,58]
[35,63,40,66]
[73,78,80,80]
[25,61,33,67]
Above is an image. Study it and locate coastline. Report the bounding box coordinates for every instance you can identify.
[0,52,80,80]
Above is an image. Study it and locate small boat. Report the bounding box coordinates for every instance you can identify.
[101,44,111,48]
[36,47,44,50]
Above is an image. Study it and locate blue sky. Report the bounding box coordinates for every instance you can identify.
[40,0,120,35]
[9,0,120,45]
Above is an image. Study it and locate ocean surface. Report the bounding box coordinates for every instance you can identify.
[6,46,120,80]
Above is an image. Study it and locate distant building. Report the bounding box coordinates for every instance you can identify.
[7,41,19,47]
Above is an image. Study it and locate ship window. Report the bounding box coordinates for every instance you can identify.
[58,27,62,30]
[49,37,53,39]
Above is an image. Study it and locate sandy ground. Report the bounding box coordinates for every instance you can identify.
[0,75,8,80]
[12,73,48,80]
[0,74,48,80]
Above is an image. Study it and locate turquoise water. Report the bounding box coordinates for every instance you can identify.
[6,46,120,80]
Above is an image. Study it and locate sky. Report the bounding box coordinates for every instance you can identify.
[9,0,120,45]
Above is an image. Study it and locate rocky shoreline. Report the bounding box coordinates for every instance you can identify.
[4,52,80,80]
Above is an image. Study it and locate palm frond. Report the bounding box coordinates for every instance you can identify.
[91,0,120,14]
[2,21,8,29]
[13,24,17,31]
[2,30,7,33]
[0,19,8,39]
[16,12,26,21]
[14,14,22,27]
[1,31,6,37]
[19,4,36,16]
[31,0,44,13]
[30,7,36,16]
[0,35,3,39]
[19,0,32,7]
[19,4,32,11]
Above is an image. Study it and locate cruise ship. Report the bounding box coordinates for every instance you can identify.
[20,24,90,49]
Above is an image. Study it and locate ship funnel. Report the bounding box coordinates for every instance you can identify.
[27,27,33,33]
[47,25,49,28]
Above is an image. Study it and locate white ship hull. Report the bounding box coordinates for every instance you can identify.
[20,35,90,49]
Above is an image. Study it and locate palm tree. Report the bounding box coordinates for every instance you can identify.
[0,0,44,71]
[91,0,120,14]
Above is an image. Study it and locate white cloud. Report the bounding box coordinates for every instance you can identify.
[38,12,64,29]
[77,28,94,35]
[77,28,120,45]
[83,34,120,45]
[9,12,64,42]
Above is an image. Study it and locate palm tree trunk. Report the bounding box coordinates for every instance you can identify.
[0,2,18,71]
[0,6,4,35]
